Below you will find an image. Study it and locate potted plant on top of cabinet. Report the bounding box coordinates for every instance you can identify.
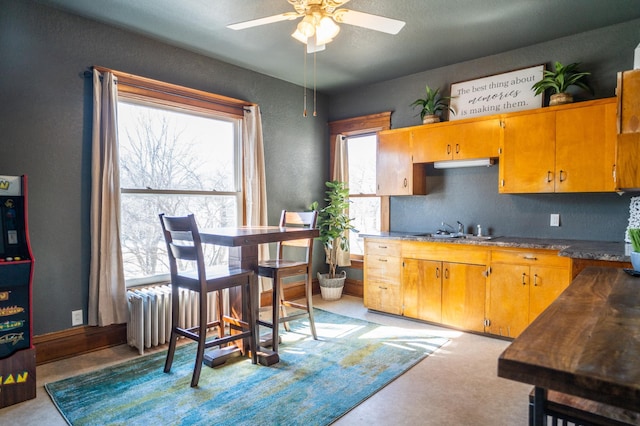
[310,181,357,300]
[531,61,593,106]
[411,85,454,124]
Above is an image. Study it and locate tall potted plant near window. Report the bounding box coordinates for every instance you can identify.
[311,181,357,300]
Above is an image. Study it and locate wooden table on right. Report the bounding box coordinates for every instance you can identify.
[498,267,640,425]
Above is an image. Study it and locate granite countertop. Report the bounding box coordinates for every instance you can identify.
[362,232,631,262]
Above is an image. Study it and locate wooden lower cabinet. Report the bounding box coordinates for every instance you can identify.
[486,249,571,338]
[402,257,487,332]
[364,239,402,315]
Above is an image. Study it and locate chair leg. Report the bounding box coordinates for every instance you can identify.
[279,284,291,332]
[191,295,208,387]
[271,272,281,353]
[164,288,180,373]
[216,290,224,339]
[306,274,318,340]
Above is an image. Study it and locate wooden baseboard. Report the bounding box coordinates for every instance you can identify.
[33,324,127,365]
[35,278,364,365]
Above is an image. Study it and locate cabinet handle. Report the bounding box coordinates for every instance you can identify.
[447,144,451,155]
[523,255,537,261]
[534,274,539,286]
[455,143,460,154]
[378,258,387,262]
[444,268,449,279]
[546,171,552,183]
[559,170,566,182]
[521,272,527,286]
[378,245,387,249]
[436,267,440,279]
[403,178,408,188]
[378,286,388,290]
[612,164,617,182]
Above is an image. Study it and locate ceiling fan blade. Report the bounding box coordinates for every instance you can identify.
[333,9,406,35]
[227,12,300,30]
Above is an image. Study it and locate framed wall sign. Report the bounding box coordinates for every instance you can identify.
[449,65,544,121]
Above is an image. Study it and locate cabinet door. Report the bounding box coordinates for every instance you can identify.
[412,125,452,162]
[451,118,501,160]
[500,111,556,193]
[402,258,441,322]
[555,101,617,192]
[376,129,426,196]
[486,263,530,338]
[441,262,486,332]
[616,132,640,190]
[528,265,571,323]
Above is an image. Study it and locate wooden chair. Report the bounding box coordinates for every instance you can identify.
[257,210,318,352]
[159,213,257,387]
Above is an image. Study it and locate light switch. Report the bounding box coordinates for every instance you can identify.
[550,214,560,227]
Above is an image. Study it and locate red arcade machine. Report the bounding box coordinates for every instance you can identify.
[0,175,35,408]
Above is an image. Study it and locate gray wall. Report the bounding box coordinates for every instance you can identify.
[330,19,640,240]
[0,0,329,334]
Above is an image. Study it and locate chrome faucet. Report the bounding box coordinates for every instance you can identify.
[457,221,465,236]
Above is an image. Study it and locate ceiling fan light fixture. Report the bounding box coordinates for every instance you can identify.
[297,14,316,38]
[316,16,339,44]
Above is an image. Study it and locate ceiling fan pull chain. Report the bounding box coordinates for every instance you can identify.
[303,44,308,117]
[313,50,317,117]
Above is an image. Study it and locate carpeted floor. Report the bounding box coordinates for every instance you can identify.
[45,309,448,426]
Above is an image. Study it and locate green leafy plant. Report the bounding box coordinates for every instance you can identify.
[629,228,640,252]
[410,85,454,120]
[310,181,357,278]
[532,61,593,95]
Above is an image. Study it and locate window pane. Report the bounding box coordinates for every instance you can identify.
[120,193,238,280]
[349,197,380,256]
[118,101,237,192]
[347,134,377,194]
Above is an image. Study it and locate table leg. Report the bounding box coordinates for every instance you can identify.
[204,245,279,367]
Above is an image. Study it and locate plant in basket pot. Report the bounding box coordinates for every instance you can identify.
[411,85,454,124]
[629,229,640,272]
[531,61,593,106]
[310,181,357,300]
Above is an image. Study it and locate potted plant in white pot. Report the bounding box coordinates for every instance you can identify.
[531,61,593,106]
[411,85,454,124]
[310,181,357,300]
[629,228,640,271]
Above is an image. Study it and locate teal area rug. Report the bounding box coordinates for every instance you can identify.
[46,309,447,426]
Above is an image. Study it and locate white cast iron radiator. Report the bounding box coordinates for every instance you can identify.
[126,286,221,355]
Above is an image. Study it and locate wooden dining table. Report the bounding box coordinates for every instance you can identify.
[199,225,319,367]
[498,267,640,425]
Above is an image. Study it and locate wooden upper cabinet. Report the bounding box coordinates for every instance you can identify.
[412,117,501,163]
[500,109,556,193]
[376,128,427,196]
[555,99,617,192]
[617,69,640,134]
[500,98,617,194]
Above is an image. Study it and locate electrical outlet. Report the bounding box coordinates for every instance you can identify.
[72,309,83,326]
[550,213,560,227]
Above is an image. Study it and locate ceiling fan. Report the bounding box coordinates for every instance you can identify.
[227,0,406,53]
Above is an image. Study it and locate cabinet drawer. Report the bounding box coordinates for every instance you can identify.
[365,239,401,257]
[364,255,401,282]
[490,249,570,268]
[402,241,489,265]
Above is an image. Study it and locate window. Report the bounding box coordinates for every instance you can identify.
[328,112,391,263]
[117,98,242,285]
[346,134,380,257]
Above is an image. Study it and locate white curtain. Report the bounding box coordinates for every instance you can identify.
[243,105,270,291]
[88,69,128,327]
[332,134,351,267]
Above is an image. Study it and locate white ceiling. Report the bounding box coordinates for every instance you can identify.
[36,0,640,94]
